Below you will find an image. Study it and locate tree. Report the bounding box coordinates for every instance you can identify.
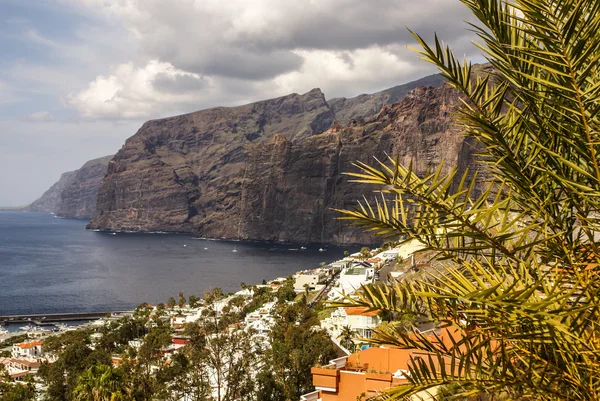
[178,292,186,308]
[188,295,200,309]
[339,325,355,351]
[73,364,124,401]
[258,302,337,401]
[358,247,371,260]
[0,380,36,401]
[337,0,600,399]
[167,297,176,310]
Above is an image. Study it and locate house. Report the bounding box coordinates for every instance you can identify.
[12,340,43,359]
[295,270,328,291]
[321,307,382,346]
[344,307,381,340]
[337,263,374,295]
[302,330,460,401]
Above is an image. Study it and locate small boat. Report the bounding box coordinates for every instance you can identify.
[319,248,325,252]
[110,232,117,236]
[204,247,208,250]
[300,246,307,250]
[19,325,35,332]
[232,246,238,253]
[183,244,187,247]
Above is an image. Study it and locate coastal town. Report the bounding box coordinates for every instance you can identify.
[0,239,437,400]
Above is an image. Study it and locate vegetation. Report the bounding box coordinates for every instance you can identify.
[36,284,335,401]
[337,0,600,399]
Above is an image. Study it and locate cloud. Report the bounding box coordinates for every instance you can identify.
[24,111,55,122]
[67,60,208,119]
[64,0,483,120]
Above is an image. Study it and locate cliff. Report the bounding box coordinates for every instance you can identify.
[56,155,113,219]
[27,156,111,218]
[89,89,335,232]
[329,73,445,124]
[89,81,478,244]
[28,171,76,213]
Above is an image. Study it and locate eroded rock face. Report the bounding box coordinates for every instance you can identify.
[56,155,113,219]
[88,89,335,232]
[329,73,445,124]
[89,82,480,244]
[236,85,474,245]
[28,171,76,213]
[27,156,111,218]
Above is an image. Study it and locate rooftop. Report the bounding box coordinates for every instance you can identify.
[345,307,379,316]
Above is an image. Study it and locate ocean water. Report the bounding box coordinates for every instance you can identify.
[0,212,355,316]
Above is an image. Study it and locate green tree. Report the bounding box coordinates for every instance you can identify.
[339,325,355,351]
[337,0,600,399]
[167,297,176,310]
[188,295,200,309]
[359,247,371,260]
[73,364,124,401]
[0,380,36,401]
[258,302,337,401]
[177,292,186,308]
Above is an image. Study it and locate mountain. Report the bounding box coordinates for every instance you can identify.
[87,71,481,244]
[28,170,76,213]
[328,73,445,124]
[27,155,112,219]
[56,155,114,219]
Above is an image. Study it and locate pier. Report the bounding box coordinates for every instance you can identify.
[0,311,129,325]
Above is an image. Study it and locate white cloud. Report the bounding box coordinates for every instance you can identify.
[67,60,208,119]
[63,0,481,120]
[24,111,56,122]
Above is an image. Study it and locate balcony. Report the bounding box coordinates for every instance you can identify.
[300,390,323,401]
[311,366,339,391]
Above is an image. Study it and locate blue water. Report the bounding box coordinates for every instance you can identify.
[0,212,355,315]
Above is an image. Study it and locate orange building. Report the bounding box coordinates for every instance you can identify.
[302,329,456,401]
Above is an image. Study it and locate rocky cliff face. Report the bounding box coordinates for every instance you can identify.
[28,171,76,213]
[89,89,335,232]
[329,73,445,124]
[27,156,111,218]
[236,85,472,244]
[89,81,478,244]
[56,155,113,219]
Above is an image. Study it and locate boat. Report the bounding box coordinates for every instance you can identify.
[110,232,117,236]
[19,324,35,332]
[232,246,238,253]
[183,244,187,247]
[319,248,325,252]
[300,246,307,250]
[0,328,9,336]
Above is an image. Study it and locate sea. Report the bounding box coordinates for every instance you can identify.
[0,211,356,316]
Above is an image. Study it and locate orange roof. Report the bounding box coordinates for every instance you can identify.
[365,258,382,263]
[18,341,43,349]
[11,359,40,367]
[345,307,379,316]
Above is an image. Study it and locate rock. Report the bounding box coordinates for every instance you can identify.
[329,73,446,124]
[88,89,335,232]
[56,155,113,219]
[89,80,482,244]
[27,171,76,213]
[27,155,112,218]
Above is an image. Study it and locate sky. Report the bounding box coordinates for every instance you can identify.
[0,0,484,206]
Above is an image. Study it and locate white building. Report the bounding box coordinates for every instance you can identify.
[12,340,43,359]
[294,270,328,291]
[337,262,374,296]
[320,306,382,343]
